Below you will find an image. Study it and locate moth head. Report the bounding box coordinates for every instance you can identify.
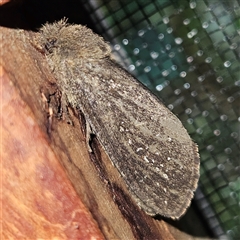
[39,18,111,59]
[39,18,68,55]
[43,37,57,53]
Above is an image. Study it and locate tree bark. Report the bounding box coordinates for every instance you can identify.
[1,26,206,240]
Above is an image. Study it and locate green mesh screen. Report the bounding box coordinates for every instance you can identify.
[81,1,240,239]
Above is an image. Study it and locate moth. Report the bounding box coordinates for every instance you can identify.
[38,19,200,219]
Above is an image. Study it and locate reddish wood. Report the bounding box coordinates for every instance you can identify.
[0,26,206,240]
[0,0,10,5]
[1,66,104,239]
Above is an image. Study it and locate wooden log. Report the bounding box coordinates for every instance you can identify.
[1,26,206,240]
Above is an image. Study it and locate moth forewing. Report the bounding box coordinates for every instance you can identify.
[39,19,200,219]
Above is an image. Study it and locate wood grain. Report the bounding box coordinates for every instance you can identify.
[1,26,207,240]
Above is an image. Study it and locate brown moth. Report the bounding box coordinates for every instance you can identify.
[38,19,200,219]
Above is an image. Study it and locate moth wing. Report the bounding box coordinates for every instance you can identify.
[69,59,200,218]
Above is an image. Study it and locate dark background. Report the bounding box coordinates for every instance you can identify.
[1,1,239,239]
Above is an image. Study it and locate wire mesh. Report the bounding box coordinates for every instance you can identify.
[80,1,240,239]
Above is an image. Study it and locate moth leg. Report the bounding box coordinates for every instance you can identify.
[86,119,93,152]
[75,108,93,152]
[41,92,53,135]
[58,92,73,125]
[30,35,45,54]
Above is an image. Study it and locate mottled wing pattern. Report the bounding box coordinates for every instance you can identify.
[59,58,199,218]
[39,20,200,218]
